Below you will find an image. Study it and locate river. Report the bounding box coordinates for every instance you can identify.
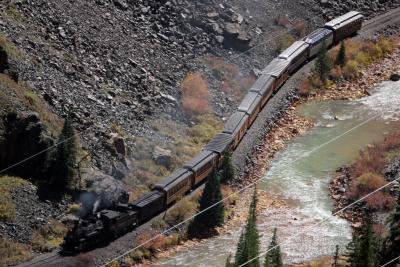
[155,80,400,266]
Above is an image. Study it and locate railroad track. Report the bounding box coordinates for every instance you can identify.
[17,249,62,267]
[15,7,400,267]
[361,7,400,34]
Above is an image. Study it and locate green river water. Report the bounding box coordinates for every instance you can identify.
[155,80,400,266]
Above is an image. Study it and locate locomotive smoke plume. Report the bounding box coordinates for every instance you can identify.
[78,169,129,217]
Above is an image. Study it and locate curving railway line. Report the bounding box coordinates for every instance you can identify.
[17,7,400,267]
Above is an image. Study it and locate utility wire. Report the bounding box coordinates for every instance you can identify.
[381,255,400,267]
[102,113,381,266]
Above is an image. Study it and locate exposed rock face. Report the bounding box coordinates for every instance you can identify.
[315,0,400,19]
[0,183,67,244]
[0,46,8,73]
[0,112,53,179]
[390,73,400,81]
[153,146,172,168]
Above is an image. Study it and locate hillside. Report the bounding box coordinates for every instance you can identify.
[0,1,400,265]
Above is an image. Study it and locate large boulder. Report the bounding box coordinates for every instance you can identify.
[152,146,172,168]
[222,23,251,52]
[390,73,400,81]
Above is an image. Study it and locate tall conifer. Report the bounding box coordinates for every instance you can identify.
[264,228,283,267]
[188,170,224,237]
[346,216,379,267]
[48,116,77,191]
[221,150,235,183]
[382,192,400,266]
[315,40,332,82]
[335,40,347,67]
[234,187,260,267]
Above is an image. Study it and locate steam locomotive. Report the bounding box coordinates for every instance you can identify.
[62,11,363,252]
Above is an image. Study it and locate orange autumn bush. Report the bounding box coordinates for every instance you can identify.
[181,72,210,117]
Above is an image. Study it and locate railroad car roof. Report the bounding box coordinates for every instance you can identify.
[324,11,363,29]
[205,132,233,154]
[278,41,309,61]
[101,210,120,220]
[303,28,333,45]
[238,91,261,115]
[153,168,192,191]
[250,74,274,96]
[133,191,163,208]
[222,111,248,134]
[183,150,216,171]
[263,58,290,77]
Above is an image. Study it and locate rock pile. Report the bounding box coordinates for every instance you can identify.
[316,0,400,19]
[0,183,67,244]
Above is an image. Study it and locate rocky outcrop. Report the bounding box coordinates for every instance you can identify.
[0,183,67,244]
[316,0,400,19]
[0,112,53,179]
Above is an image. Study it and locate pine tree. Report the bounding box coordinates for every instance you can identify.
[264,228,283,267]
[332,245,339,267]
[47,116,77,191]
[346,216,379,267]
[188,170,224,237]
[335,40,347,67]
[314,40,332,82]
[234,187,260,267]
[382,192,400,266]
[220,150,235,183]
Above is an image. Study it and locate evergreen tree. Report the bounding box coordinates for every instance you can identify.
[47,116,77,191]
[332,245,339,267]
[188,170,224,237]
[346,216,379,267]
[382,192,400,266]
[314,40,332,82]
[335,40,347,67]
[220,149,235,183]
[234,187,260,267]
[264,228,283,267]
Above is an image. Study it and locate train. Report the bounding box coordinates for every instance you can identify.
[62,11,363,252]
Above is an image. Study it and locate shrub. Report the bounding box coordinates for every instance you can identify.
[275,33,295,54]
[351,146,386,178]
[71,253,96,267]
[354,51,372,66]
[376,38,395,55]
[342,60,360,79]
[365,191,395,211]
[165,197,197,226]
[292,21,307,37]
[31,220,68,252]
[0,239,32,266]
[383,131,400,151]
[180,72,210,117]
[297,79,313,96]
[0,176,28,221]
[329,65,343,81]
[188,115,222,144]
[275,16,291,28]
[348,172,388,200]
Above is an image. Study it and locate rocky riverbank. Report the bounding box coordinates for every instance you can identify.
[327,41,400,226]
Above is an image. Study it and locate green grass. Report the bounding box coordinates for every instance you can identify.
[0,33,25,60]
[31,220,68,252]
[0,176,28,221]
[0,74,63,134]
[0,239,32,267]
